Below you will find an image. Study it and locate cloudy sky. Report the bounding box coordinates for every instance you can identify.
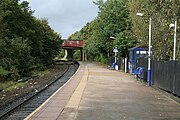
[26,0,99,39]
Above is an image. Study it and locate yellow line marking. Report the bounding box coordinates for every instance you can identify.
[25,64,82,120]
[66,66,88,108]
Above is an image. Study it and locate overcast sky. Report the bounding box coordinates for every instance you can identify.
[26,0,99,39]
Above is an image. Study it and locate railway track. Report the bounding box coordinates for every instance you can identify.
[0,61,79,120]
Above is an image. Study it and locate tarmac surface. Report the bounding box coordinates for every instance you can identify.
[26,62,180,120]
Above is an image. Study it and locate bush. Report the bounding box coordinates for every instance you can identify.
[58,49,65,59]
[73,50,81,61]
[0,38,32,74]
[0,66,9,81]
[94,54,107,64]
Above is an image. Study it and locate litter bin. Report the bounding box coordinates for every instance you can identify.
[115,65,119,70]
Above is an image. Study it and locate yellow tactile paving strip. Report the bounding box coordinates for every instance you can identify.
[24,62,86,120]
[57,66,89,120]
[66,66,88,108]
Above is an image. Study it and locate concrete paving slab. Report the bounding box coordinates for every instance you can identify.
[59,62,180,120]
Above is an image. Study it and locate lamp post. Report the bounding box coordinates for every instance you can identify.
[110,36,116,40]
[110,36,119,70]
[170,21,177,60]
[136,13,152,86]
[113,47,118,64]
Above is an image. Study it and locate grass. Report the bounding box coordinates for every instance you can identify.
[5,82,25,91]
[0,67,9,76]
[0,67,50,92]
[31,69,50,77]
[0,81,25,91]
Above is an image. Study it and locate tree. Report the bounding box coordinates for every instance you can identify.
[39,19,62,64]
[0,0,62,78]
[68,31,81,40]
[0,37,32,73]
[114,31,136,57]
[70,0,135,62]
[128,0,180,60]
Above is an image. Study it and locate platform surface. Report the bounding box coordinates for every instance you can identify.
[26,62,180,120]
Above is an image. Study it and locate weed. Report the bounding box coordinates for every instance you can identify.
[0,81,25,92]
[31,69,50,78]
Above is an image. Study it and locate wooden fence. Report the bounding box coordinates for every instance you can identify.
[136,58,180,97]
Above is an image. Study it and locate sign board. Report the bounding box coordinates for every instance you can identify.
[113,48,118,53]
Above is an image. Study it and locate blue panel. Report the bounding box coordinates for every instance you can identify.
[128,47,148,74]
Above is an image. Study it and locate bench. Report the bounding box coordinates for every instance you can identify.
[134,67,144,80]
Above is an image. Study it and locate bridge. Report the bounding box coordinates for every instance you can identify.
[61,40,85,61]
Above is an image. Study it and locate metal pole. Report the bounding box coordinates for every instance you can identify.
[115,52,117,63]
[173,21,177,60]
[125,58,127,73]
[147,17,152,86]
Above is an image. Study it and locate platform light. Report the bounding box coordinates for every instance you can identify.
[110,36,116,40]
[170,21,177,60]
[136,13,144,17]
[136,12,152,86]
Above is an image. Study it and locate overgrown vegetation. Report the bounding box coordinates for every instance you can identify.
[73,50,81,61]
[129,0,180,60]
[31,69,50,78]
[0,0,62,80]
[0,81,25,92]
[69,0,180,62]
[68,0,136,62]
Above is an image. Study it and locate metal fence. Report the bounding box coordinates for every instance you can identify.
[136,58,180,97]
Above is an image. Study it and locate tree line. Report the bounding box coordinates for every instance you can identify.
[0,0,61,79]
[68,0,180,63]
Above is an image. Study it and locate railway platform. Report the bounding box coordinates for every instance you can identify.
[25,62,180,120]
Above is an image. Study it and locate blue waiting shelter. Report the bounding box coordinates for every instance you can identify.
[128,47,148,74]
